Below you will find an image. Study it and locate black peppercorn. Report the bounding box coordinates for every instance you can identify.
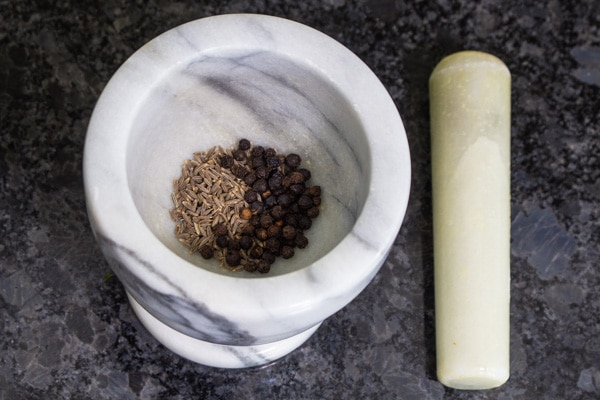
[242,224,255,235]
[271,186,285,196]
[271,205,286,220]
[255,165,269,179]
[244,172,257,186]
[266,156,281,169]
[307,206,320,218]
[220,155,234,168]
[271,169,284,179]
[265,148,277,158]
[244,261,257,272]
[298,195,313,209]
[238,138,251,151]
[297,215,312,230]
[199,245,214,259]
[264,195,277,209]
[232,164,249,179]
[298,168,311,181]
[277,193,294,207]
[250,215,261,227]
[267,224,281,238]
[225,249,241,267]
[312,196,321,206]
[259,214,273,229]
[282,225,297,240]
[281,245,295,259]
[265,238,280,253]
[288,171,305,185]
[268,172,283,189]
[288,202,300,213]
[282,175,293,188]
[285,213,298,227]
[252,157,265,169]
[249,245,264,259]
[307,185,321,197]
[285,153,302,168]
[250,201,264,214]
[212,223,228,237]
[261,250,276,264]
[257,261,271,273]
[240,235,253,250]
[295,233,309,249]
[215,235,230,248]
[289,183,305,195]
[233,149,246,161]
[255,228,268,241]
[244,190,259,204]
[251,145,264,158]
[253,178,268,193]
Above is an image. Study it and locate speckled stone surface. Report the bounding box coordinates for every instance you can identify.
[1,0,599,398]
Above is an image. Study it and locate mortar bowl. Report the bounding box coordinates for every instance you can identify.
[83,14,410,368]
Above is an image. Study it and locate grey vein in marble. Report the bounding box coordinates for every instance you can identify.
[97,234,257,346]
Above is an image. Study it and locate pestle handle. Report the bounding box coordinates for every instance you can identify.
[429,51,511,390]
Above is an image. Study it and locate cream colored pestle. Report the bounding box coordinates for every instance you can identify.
[429,51,511,390]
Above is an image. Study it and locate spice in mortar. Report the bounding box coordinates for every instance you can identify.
[170,139,322,273]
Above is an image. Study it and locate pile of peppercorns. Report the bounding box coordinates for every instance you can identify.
[202,138,321,273]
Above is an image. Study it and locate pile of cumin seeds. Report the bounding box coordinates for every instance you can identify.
[169,146,250,271]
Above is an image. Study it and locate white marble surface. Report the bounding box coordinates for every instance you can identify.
[84,14,411,367]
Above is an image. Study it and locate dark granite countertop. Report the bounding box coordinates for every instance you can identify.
[1,0,599,398]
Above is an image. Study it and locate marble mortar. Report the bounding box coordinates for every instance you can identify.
[83,14,411,368]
